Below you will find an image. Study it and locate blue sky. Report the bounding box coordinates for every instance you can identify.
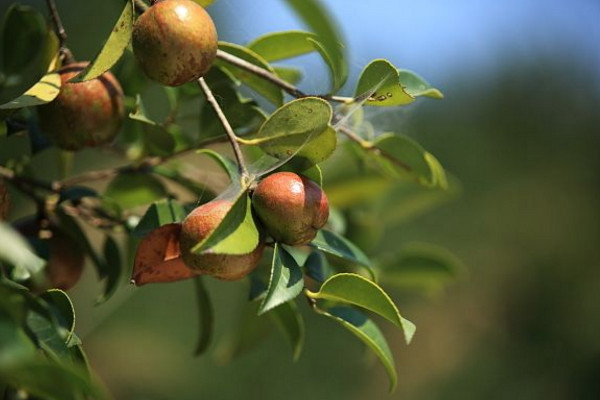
[212,0,600,90]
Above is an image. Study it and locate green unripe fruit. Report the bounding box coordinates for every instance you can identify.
[37,62,125,150]
[252,172,329,246]
[0,178,9,220]
[132,0,218,86]
[180,200,264,280]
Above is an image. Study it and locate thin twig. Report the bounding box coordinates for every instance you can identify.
[216,50,307,98]
[217,49,412,173]
[45,0,67,46]
[198,77,249,178]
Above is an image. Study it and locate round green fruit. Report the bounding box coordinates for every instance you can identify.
[132,0,218,86]
[252,172,329,246]
[37,62,125,150]
[179,200,264,280]
[14,217,85,291]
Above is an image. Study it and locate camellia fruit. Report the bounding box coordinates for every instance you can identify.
[37,62,125,150]
[14,217,85,291]
[179,200,264,280]
[132,0,218,86]
[252,172,329,246]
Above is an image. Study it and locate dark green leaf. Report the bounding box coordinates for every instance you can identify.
[69,0,134,82]
[316,306,398,393]
[0,4,46,77]
[373,133,448,188]
[131,198,187,238]
[248,30,319,62]
[39,289,75,343]
[355,59,414,106]
[216,42,284,106]
[193,276,213,356]
[310,229,372,269]
[304,250,332,283]
[191,192,260,255]
[197,149,240,183]
[104,172,168,209]
[59,186,98,203]
[25,310,70,361]
[282,0,348,90]
[129,95,175,157]
[250,97,335,170]
[269,301,304,361]
[97,235,121,304]
[258,244,304,315]
[398,69,444,99]
[0,315,37,368]
[307,273,415,344]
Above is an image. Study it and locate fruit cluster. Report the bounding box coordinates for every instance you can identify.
[134,171,330,284]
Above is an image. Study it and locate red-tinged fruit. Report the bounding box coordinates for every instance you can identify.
[252,172,329,246]
[132,223,197,286]
[132,0,218,86]
[37,62,124,150]
[179,200,264,280]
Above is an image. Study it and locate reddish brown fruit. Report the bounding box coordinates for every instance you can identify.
[0,177,9,220]
[252,172,329,246]
[37,62,124,150]
[14,217,85,291]
[132,223,198,286]
[179,200,264,280]
[132,0,218,86]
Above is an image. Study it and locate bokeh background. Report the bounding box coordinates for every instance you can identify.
[4,0,600,398]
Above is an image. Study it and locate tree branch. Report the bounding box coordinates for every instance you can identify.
[197,77,249,178]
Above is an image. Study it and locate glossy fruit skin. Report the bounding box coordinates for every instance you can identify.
[0,178,9,220]
[14,217,85,291]
[179,200,264,280]
[38,62,124,150]
[132,0,218,86]
[252,172,329,246]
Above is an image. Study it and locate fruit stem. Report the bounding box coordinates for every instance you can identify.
[134,0,149,13]
[197,77,249,180]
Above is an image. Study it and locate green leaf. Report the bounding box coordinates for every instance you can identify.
[104,172,167,209]
[129,95,175,157]
[307,273,415,344]
[373,133,447,188]
[39,289,75,343]
[216,42,284,106]
[193,276,213,356]
[69,0,134,82]
[97,235,121,304]
[378,243,462,291]
[398,69,444,99]
[0,71,61,109]
[316,306,398,393]
[273,66,302,85]
[25,310,70,361]
[355,59,414,106]
[191,192,260,255]
[304,250,332,283]
[0,222,45,281]
[282,0,347,90]
[1,360,107,400]
[310,229,372,269]
[251,97,335,170]
[131,198,187,238]
[248,30,319,62]
[192,0,214,6]
[258,244,304,315]
[269,301,305,361]
[0,315,37,368]
[0,4,46,77]
[197,149,240,182]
